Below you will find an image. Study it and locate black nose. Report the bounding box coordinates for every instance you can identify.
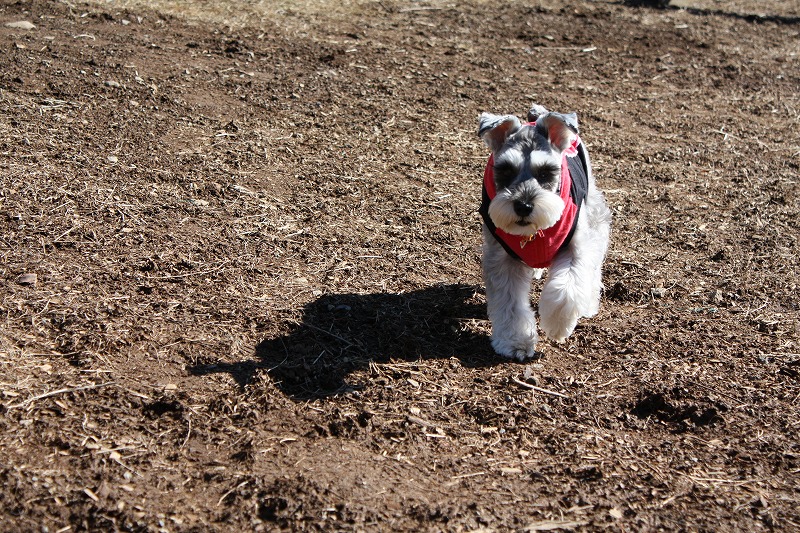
[513,200,533,217]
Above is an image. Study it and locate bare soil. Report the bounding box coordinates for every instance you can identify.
[1,0,799,531]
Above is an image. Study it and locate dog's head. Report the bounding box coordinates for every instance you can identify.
[478,106,579,236]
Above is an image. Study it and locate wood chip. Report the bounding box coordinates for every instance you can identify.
[407,415,428,427]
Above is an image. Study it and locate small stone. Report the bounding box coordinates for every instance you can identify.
[104,80,121,88]
[6,21,36,30]
[16,273,37,286]
[650,287,665,298]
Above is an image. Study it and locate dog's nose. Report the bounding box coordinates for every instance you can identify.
[513,200,533,217]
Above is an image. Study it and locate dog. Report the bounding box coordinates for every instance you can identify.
[478,104,611,361]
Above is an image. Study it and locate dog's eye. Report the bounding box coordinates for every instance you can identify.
[533,163,561,182]
[494,161,519,180]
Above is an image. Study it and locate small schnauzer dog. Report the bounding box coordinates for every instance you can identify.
[478,104,611,361]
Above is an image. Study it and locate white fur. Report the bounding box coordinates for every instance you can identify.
[482,226,539,361]
[528,151,554,171]
[487,187,565,236]
[494,149,524,170]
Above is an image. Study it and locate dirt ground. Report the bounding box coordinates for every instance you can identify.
[1,0,798,530]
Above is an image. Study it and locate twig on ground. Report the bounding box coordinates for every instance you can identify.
[7,382,116,410]
[146,260,229,280]
[180,414,192,449]
[511,376,570,399]
[217,481,249,506]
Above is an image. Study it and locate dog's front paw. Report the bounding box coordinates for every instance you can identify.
[538,307,579,343]
[491,335,538,362]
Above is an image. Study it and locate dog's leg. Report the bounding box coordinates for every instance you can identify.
[538,248,587,343]
[482,226,538,360]
[539,190,611,342]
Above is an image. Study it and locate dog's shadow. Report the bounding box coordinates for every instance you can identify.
[190,284,500,399]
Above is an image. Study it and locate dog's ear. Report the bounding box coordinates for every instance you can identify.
[537,112,579,152]
[478,113,521,152]
[527,104,549,123]
[561,112,579,133]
